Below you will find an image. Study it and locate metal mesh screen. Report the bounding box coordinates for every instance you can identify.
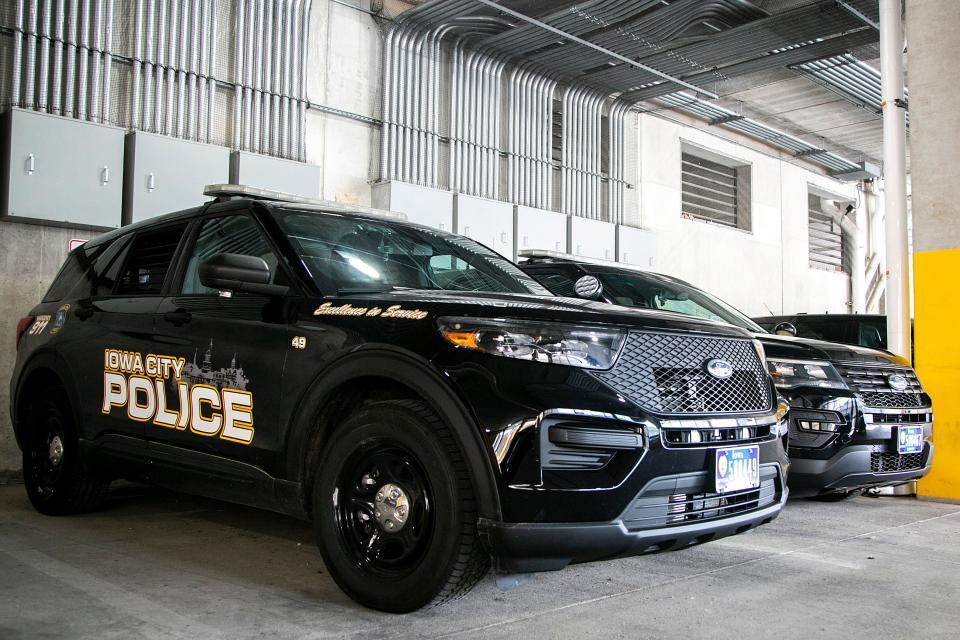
[594,331,772,416]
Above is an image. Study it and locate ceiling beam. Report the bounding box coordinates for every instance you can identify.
[473,0,719,99]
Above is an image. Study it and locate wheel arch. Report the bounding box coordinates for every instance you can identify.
[11,351,79,450]
[285,346,502,522]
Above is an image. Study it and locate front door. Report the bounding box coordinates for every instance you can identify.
[151,211,295,473]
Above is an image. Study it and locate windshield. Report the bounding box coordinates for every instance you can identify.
[274,209,551,296]
[588,267,766,333]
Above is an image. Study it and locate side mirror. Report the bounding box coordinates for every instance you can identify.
[198,253,289,297]
[574,275,604,300]
[773,322,797,337]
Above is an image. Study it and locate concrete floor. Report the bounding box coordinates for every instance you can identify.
[1,483,958,640]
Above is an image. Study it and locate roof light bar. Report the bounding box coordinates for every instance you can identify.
[203,184,407,221]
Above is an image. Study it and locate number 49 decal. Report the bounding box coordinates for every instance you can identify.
[291,336,307,350]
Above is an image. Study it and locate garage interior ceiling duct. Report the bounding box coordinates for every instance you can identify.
[381,0,883,220]
[4,0,313,161]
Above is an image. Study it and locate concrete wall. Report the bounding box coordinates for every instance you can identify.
[634,112,856,318]
[0,221,98,478]
[908,0,960,501]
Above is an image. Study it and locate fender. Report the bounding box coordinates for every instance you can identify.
[10,348,85,449]
[283,344,503,521]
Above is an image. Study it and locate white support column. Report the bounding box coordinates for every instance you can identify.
[880,0,911,359]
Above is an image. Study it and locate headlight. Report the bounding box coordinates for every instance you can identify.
[437,317,626,370]
[767,358,847,390]
[775,399,790,436]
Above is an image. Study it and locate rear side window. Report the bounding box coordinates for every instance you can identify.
[115,225,187,295]
[42,240,117,302]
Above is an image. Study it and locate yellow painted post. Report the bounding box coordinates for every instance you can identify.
[914,250,960,499]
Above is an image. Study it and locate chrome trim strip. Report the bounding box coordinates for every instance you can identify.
[863,407,933,417]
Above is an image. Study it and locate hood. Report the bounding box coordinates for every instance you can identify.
[312,289,756,339]
[757,333,908,366]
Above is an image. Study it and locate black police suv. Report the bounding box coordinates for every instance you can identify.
[519,252,933,499]
[752,313,890,351]
[11,186,788,612]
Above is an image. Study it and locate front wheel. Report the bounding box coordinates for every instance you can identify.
[22,386,107,515]
[313,399,489,612]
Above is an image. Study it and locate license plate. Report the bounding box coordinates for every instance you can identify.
[715,445,760,494]
[897,426,924,454]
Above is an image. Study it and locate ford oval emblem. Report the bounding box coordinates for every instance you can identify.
[888,374,909,391]
[705,359,734,379]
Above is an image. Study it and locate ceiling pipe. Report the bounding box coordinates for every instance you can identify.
[11,1,25,108]
[38,0,52,112]
[143,0,155,130]
[101,0,114,124]
[176,0,189,137]
[51,0,65,115]
[473,0,718,99]
[197,0,216,142]
[298,0,312,161]
[23,0,39,110]
[131,0,144,129]
[261,0,274,153]
[64,0,78,116]
[270,0,283,154]
[206,0,218,144]
[281,0,295,156]
[154,0,167,132]
[165,0,179,135]
[187,0,201,140]
[77,0,91,119]
[242,0,256,149]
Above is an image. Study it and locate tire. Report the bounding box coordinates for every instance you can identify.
[21,385,107,515]
[312,399,489,612]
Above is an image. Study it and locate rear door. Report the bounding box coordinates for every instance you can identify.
[56,223,190,451]
[150,209,296,473]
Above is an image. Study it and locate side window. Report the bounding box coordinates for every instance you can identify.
[180,215,285,295]
[115,225,188,296]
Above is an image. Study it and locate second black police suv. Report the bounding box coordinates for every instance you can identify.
[11,186,789,612]
[519,251,933,501]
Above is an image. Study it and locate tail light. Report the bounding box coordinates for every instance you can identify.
[15,316,35,347]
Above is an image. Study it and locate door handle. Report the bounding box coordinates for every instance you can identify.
[163,310,192,326]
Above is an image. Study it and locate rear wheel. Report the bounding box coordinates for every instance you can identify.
[313,399,489,612]
[22,386,107,515]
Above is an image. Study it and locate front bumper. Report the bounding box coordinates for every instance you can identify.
[481,463,788,573]
[789,441,933,493]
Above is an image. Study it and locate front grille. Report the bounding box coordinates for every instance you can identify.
[871,452,925,473]
[858,392,924,408]
[662,424,773,448]
[836,361,926,409]
[622,472,780,532]
[594,332,772,415]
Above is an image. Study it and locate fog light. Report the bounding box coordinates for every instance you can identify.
[798,420,839,433]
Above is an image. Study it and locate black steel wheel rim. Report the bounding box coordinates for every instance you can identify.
[28,412,65,498]
[333,440,434,576]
